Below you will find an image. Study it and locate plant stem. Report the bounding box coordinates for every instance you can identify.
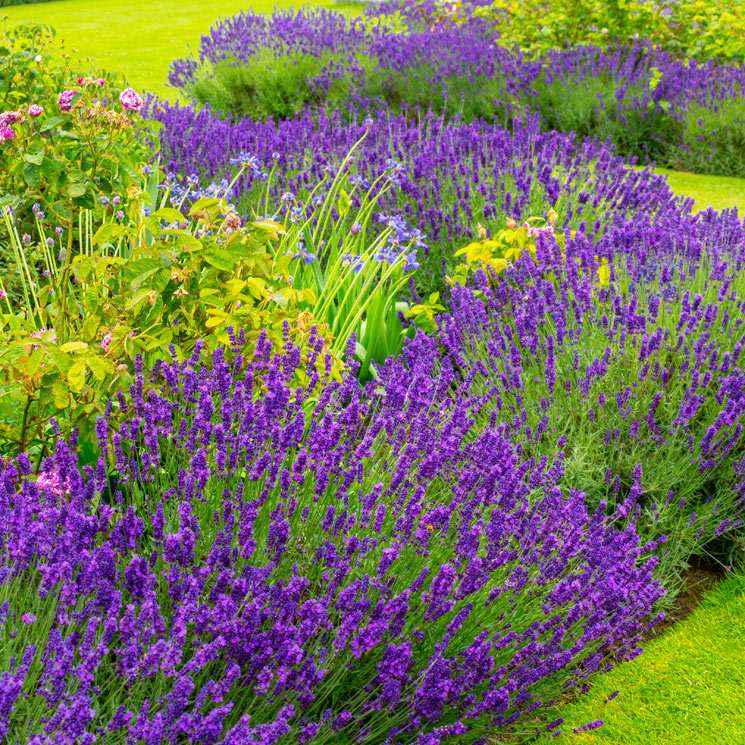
[18,395,34,454]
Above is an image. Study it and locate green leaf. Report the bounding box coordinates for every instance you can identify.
[56,129,80,141]
[124,289,152,311]
[25,347,45,376]
[150,267,171,293]
[150,208,186,223]
[188,197,221,216]
[144,215,162,235]
[67,361,87,392]
[246,277,265,299]
[160,229,202,250]
[85,355,110,382]
[93,223,125,247]
[80,315,101,342]
[124,258,162,288]
[60,341,88,353]
[205,316,225,329]
[74,191,95,209]
[67,183,87,198]
[41,157,61,177]
[39,116,66,133]
[52,379,70,409]
[23,162,41,189]
[23,149,45,166]
[203,248,235,272]
[141,295,164,328]
[46,347,73,375]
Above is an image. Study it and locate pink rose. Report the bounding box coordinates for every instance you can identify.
[58,89,79,112]
[0,288,7,299]
[36,470,71,497]
[28,104,43,117]
[0,126,14,142]
[97,78,106,87]
[77,76,85,84]
[119,87,144,112]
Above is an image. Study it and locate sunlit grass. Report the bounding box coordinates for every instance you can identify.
[0,0,355,100]
[553,570,745,744]
[649,166,745,214]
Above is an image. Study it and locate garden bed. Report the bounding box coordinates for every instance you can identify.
[1,1,745,743]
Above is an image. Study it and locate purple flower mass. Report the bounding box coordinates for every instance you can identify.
[57,89,79,112]
[0,331,666,742]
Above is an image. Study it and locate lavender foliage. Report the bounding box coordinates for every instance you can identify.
[417,210,745,591]
[149,105,691,294]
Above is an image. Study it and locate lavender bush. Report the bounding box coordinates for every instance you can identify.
[422,210,745,593]
[166,7,745,176]
[0,330,666,743]
[149,106,689,295]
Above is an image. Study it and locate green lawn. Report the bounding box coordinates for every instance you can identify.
[554,571,745,744]
[1,0,347,100]
[657,167,745,215]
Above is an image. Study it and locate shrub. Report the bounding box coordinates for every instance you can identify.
[0,140,435,460]
[419,0,745,63]
[0,332,665,743]
[167,8,745,178]
[0,22,159,306]
[428,211,745,596]
[0,22,157,234]
[0,183,335,462]
[150,105,689,298]
[674,99,745,177]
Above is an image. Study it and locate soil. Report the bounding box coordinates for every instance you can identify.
[645,557,725,640]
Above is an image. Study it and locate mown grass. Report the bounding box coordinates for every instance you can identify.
[554,570,745,744]
[0,0,351,100]
[657,167,745,214]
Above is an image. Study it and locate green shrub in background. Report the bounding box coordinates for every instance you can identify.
[467,0,745,62]
[0,0,56,6]
[0,22,158,226]
[674,100,745,177]
[190,49,343,122]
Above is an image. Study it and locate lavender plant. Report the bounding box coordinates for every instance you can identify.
[425,213,745,594]
[149,106,690,297]
[166,7,745,177]
[0,331,665,744]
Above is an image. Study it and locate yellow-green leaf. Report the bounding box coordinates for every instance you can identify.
[60,341,88,353]
[67,361,86,391]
